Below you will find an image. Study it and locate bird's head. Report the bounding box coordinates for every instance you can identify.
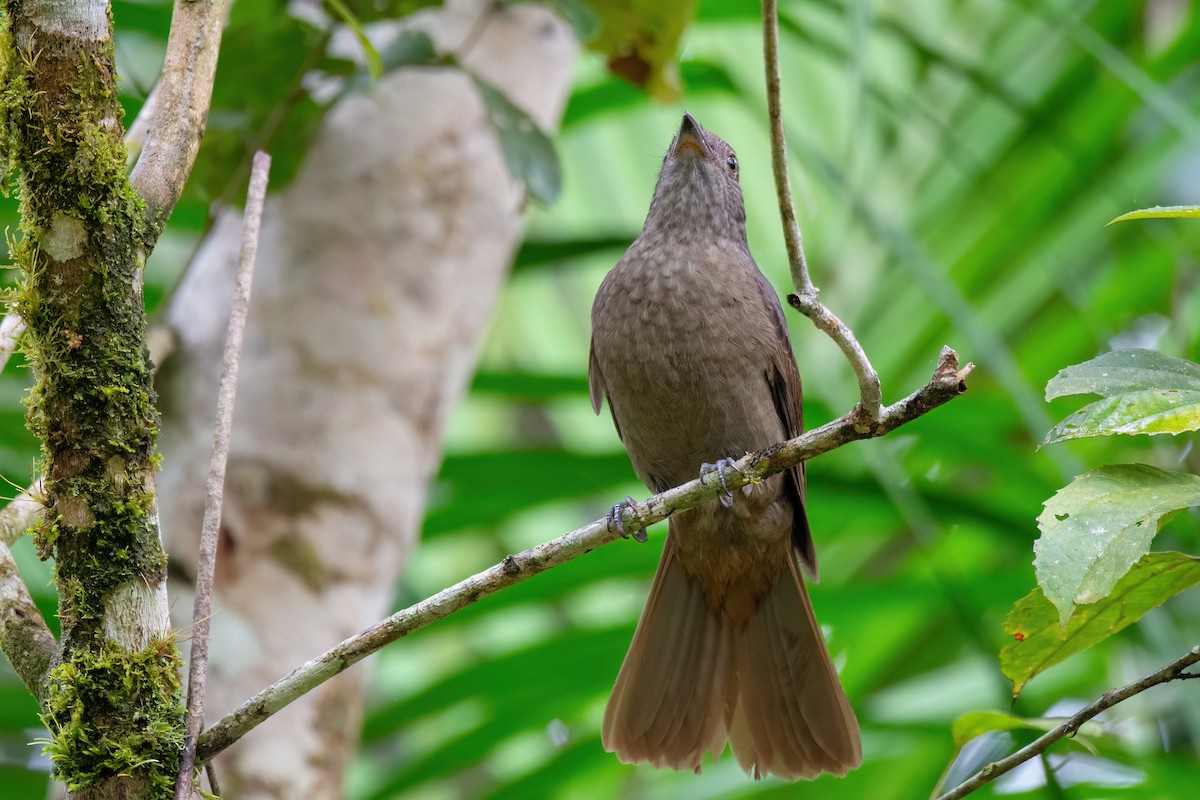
[643,113,748,246]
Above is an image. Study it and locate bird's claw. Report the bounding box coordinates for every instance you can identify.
[607,496,647,543]
[701,458,741,507]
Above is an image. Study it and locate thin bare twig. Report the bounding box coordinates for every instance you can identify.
[936,645,1200,800]
[129,0,233,228]
[175,152,271,800]
[204,761,221,799]
[761,0,810,296]
[194,348,972,763]
[761,0,883,425]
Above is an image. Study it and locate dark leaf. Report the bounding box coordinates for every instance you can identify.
[472,78,562,204]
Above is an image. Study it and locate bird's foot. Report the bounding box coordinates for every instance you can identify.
[607,496,647,543]
[700,458,742,507]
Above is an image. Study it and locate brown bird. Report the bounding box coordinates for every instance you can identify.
[588,113,861,780]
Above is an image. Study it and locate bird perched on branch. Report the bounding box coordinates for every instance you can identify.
[588,112,861,780]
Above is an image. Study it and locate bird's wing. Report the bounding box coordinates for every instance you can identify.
[753,268,817,579]
[588,339,623,441]
[588,339,605,415]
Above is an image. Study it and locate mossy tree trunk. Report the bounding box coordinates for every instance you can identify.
[1,2,184,798]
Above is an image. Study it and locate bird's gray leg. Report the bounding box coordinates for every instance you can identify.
[700,458,742,507]
[607,496,647,543]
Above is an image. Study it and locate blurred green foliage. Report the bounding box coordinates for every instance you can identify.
[2,0,1200,798]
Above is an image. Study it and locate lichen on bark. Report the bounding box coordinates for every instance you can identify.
[0,1,184,796]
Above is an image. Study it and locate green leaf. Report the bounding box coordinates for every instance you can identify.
[470,370,588,400]
[190,2,329,196]
[951,710,1101,748]
[1107,204,1200,225]
[1044,349,1200,442]
[1046,349,1200,400]
[582,0,697,101]
[561,60,738,130]
[341,30,439,96]
[378,30,438,72]
[516,0,600,42]
[335,0,443,24]
[1035,465,1200,624]
[325,0,384,79]
[1002,552,1200,696]
[1045,388,1200,443]
[472,78,562,204]
[512,235,631,272]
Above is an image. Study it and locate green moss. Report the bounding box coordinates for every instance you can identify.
[29,514,58,559]
[51,474,166,622]
[40,639,184,796]
[1,6,187,794]
[3,14,161,628]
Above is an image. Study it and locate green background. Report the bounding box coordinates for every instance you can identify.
[2,0,1199,798]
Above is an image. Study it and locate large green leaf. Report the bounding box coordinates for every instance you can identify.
[1002,552,1200,697]
[1045,388,1200,443]
[1044,349,1200,443]
[1045,350,1200,400]
[1034,464,1200,624]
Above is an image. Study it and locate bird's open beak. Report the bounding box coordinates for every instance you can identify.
[673,112,709,159]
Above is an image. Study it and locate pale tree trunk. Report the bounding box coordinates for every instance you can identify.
[154,1,577,797]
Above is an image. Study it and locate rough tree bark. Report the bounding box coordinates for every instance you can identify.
[154,2,577,796]
[0,0,190,797]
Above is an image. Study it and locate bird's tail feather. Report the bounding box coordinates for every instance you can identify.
[601,537,733,771]
[602,536,861,780]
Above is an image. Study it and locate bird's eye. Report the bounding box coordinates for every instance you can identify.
[726,155,738,172]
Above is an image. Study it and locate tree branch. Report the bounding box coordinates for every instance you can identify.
[128,0,232,228]
[761,0,883,425]
[936,645,1200,800]
[194,347,972,763]
[0,314,43,548]
[0,314,50,695]
[175,152,270,799]
[0,313,24,374]
[124,79,160,168]
[0,485,42,548]
[0,537,55,700]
